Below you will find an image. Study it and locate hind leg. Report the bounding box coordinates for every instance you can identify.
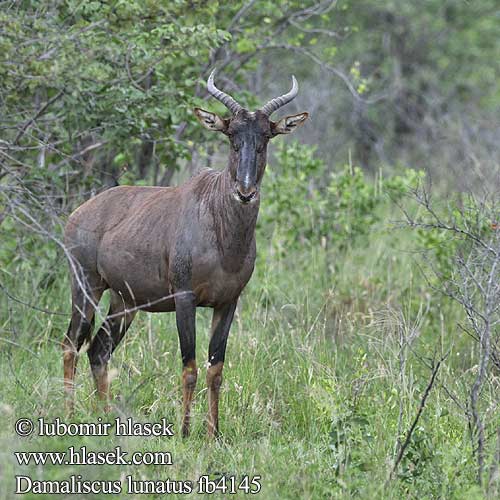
[87,290,136,410]
[63,273,105,414]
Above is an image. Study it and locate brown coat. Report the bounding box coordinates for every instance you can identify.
[62,70,308,438]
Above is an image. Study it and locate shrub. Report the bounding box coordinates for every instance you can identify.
[259,141,423,255]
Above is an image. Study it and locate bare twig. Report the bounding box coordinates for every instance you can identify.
[13,90,65,145]
[389,354,446,481]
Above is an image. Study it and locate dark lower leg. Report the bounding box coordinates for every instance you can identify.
[64,272,105,414]
[174,292,197,437]
[88,310,134,411]
[206,302,236,438]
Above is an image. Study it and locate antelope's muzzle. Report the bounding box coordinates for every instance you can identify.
[234,182,258,204]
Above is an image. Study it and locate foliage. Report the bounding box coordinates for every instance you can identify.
[298,0,500,188]
[2,196,497,498]
[1,1,499,498]
[413,193,498,282]
[260,141,423,254]
[0,0,340,197]
[0,1,231,192]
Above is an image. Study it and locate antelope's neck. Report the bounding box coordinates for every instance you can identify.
[211,167,259,259]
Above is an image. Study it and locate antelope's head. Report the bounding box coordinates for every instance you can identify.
[194,70,309,204]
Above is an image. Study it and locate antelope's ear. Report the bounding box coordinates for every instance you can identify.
[194,108,228,132]
[271,112,309,136]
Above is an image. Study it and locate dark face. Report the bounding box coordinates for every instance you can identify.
[226,110,272,204]
[194,104,308,205]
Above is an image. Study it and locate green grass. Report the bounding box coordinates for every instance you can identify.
[0,206,497,499]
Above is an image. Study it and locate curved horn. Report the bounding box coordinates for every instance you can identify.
[260,75,298,116]
[206,69,243,115]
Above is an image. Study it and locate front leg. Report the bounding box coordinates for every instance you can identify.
[207,301,237,438]
[174,291,197,437]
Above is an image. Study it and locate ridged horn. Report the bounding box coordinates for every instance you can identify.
[206,69,243,115]
[260,76,298,116]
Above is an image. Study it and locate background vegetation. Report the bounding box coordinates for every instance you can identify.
[0,1,498,498]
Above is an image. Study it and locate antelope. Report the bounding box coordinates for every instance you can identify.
[63,70,309,437]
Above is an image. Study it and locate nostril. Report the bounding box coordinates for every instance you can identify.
[237,191,251,202]
[236,188,257,203]
[234,181,258,202]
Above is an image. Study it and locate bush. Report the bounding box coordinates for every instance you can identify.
[259,141,423,255]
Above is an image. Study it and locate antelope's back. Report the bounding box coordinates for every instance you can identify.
[64,185,179,274]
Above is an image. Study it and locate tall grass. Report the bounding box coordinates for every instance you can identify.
[1,193,496,499]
